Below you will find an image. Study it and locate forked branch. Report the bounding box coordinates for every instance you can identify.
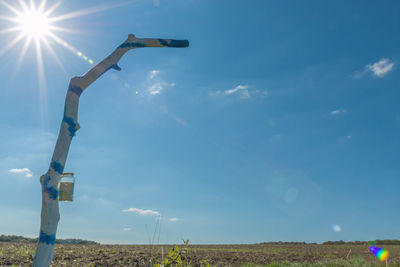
[33,34,189,267]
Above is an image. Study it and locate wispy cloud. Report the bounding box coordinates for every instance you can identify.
[330,108,347,116]
[123,227,132,231]
[169,217,179,222]
[144,70,175,96]
[8,168,33,178]
[355,58,395,78]
[149,83,164,95]
[367,58,395,77]
[225,85,249,95]
[209,85,267,99]
[122,207,161,216]
[149,70,160,79]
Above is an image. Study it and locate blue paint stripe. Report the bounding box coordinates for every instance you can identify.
[44,186,59,200]
[157,39,189,47]
[42,175,59,200]
[43,175,50,184]
[39,231,56,245]
[63,116,77,139]
[118,42,147,49]
[118,40,189,49]
[168,39,189,48]
[68,84,83,96]
[51,161,64,174]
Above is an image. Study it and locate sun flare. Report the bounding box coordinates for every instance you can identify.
[16,7,51,39]
[0,0,123,130]
[0,0,103,66]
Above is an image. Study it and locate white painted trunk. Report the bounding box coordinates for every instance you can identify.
[32,34,188,267]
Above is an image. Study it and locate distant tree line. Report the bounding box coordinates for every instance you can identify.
[259,240,400,245]
[323,240,400,245]
[259,242,316,245]
[0,234,98,245]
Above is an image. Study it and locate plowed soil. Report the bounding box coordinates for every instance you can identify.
[1,242,399,266]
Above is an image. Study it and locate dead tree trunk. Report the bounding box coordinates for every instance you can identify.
[33,34,189,267]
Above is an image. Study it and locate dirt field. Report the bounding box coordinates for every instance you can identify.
[1,242,399,266]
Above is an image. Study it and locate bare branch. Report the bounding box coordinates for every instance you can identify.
[72,34,189,92]
[33,33,189,267]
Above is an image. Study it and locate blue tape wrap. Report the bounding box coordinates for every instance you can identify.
[39,231,56,245]
[43,175,59,200]
[118,42,147,49]
[68,84,83,96]
[157,39,189,47]
[63,116,77,139]
[168,39,189,48]
[51,161,64,174]
[118,39,188,49]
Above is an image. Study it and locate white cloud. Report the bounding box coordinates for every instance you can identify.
[208,84,250,98]
[366,58,395,78]
[346,135,352,140]
[122,207,161,216]
[225,85,249,95]
[210,86,267,99]
[123,227,132,231]
[330,108,347,116]
[149,83,163,95]
[8,168,30,173]
[8,168,33,178]
[149,70,160,79]
[144,69,176,96]
[356,58,395,78]
[148,81,176,96]
[169,217,179,222]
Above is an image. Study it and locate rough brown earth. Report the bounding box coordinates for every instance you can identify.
[1,242,399,266]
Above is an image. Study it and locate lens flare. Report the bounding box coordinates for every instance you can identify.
[332,224,341,233]
[369,246,389,262]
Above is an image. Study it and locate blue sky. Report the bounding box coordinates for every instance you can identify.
[0,0,399,244]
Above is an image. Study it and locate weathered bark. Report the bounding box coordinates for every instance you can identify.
[33,34,189,267]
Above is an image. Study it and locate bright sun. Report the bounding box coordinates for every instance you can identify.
[0,0,112,128]
[16,8,51,39]
[0,0,100,66]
